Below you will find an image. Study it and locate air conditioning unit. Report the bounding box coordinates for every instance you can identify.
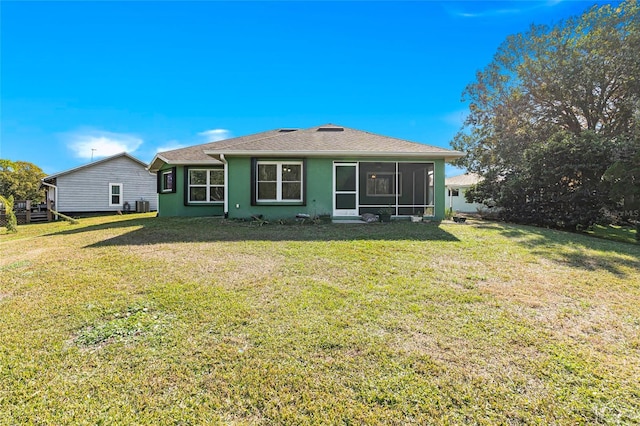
[135,200,150,213]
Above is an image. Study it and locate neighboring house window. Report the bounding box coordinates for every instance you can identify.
[256,161,303,201]
[366,172,400,196]
[109,183,123,206]
[188,168,224,202]
[448,188,460,197]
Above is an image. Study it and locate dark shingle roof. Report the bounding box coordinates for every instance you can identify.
[149,124,463,171]
[149,129,283,170]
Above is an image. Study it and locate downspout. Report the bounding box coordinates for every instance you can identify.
[219,154,229,218]
[41,180,58,220]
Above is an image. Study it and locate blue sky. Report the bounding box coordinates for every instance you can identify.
[1,0,619,176]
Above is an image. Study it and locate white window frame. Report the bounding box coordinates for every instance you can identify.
[109,183,123,207]
[188,168,225,203]
[161,170,174,193]
[256,161,303,202]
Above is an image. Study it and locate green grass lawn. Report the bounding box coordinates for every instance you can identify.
[1,214,639,424]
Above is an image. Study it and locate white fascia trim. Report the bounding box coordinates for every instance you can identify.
[164,160,223,165]
[147,154,171,172]
[40,179,57,190]
[203,150,465,160]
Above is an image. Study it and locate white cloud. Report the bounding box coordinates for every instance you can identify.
[156,140,187,153]
[198,128,231,142]
[66,130,143,159]
[448,0,563,18]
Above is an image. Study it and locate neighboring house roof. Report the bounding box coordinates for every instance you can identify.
[445,172,482,187]
[149,124,464,172]
[43,152,149,182]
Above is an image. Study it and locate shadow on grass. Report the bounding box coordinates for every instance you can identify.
[45,216,460,246]
[587,225,637,245]
[474,221,640,278]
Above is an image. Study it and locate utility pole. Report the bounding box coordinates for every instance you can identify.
[91,148,97,161]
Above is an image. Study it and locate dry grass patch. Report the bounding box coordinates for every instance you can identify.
[1,214,639,424]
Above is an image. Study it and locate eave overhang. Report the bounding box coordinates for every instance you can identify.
[148,154,224,172]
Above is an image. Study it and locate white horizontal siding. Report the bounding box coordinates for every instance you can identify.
[57,156,158,212]
[444,187,484,213]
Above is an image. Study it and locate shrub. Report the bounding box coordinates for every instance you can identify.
[0,195,18,233]
[445,207,454,220]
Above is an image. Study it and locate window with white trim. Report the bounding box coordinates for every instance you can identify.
[109,183,123,206]
[256,161,303,201]
[188,168,224,202]
[161,170,174,192]
[448,188,460,197]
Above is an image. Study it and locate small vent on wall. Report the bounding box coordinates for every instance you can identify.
[317,127,344,132]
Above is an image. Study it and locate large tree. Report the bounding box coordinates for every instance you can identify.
[452,0,640,229]
[0,159,47,203]
[497,132,612,229]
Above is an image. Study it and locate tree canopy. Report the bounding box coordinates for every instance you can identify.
[0,159,47,203]
[452,0,640,229]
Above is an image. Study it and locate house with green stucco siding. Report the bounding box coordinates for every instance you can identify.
[148,124,464,221]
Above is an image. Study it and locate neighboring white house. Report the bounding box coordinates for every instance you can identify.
[445,172,484,213]
[42,152,158,215]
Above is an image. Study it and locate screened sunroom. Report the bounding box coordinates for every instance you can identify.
[333,161,435,217]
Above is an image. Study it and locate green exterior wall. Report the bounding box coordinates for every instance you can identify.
[157,165,224,217]
[226,157,334,220]
[157,157,447,220]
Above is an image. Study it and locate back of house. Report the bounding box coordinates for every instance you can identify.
[149,124,464,221]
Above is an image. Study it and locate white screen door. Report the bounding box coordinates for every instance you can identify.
[333,163,358,216]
